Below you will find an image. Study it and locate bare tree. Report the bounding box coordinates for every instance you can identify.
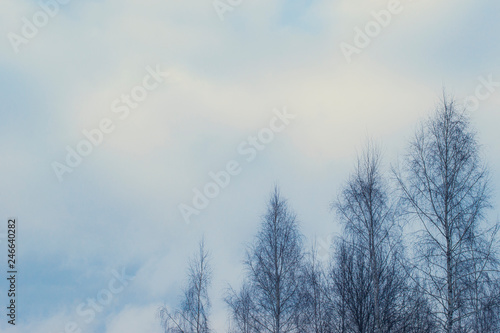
[328,237,373,333]
[225,282,257,333]
[395,97,499,333]
[332,143,406,333]
[233,186,304,333]
[299,244,332,333]
[397,276,437,333]
[159,239,212,333]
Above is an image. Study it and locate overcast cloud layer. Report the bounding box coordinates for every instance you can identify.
[0,0,499,332]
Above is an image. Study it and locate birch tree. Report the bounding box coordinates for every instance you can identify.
[333,143,405,333]
[159,239,212,333]
[230,187,304,333]
[395,97,499,332]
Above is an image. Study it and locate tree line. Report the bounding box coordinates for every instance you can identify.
[159,97,500,333]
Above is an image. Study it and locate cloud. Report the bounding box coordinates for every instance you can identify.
[105,304,163,333]
[0,1,499,332]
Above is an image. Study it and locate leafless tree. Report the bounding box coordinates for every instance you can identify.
[332,143,406,333]
[395,97,499,333]
[159,239,212,333]
[396,277,437,333]
[328,237,373,333]
[225,282,257,333]
[159,96,500,333]
[298,244,332,333]
[230,186,304,333]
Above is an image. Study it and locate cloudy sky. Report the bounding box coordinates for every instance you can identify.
[0,0,499,332]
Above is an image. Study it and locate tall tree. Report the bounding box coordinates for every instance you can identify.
[229,187,304,333]
[328,237,373,333]
[333,143,405,333]
[225,282,257,333]
[299,244,332,333]
[395,97,499,333]
[160,239,212,333]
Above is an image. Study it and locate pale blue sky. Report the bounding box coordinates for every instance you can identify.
[0,1,499,332]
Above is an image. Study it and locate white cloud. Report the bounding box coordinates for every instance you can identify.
[105,304,163,333]
[0,1,499,332]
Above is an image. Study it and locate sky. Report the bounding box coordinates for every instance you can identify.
[0,0,499,332]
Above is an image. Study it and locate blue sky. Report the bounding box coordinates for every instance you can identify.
[0,0,499,332]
